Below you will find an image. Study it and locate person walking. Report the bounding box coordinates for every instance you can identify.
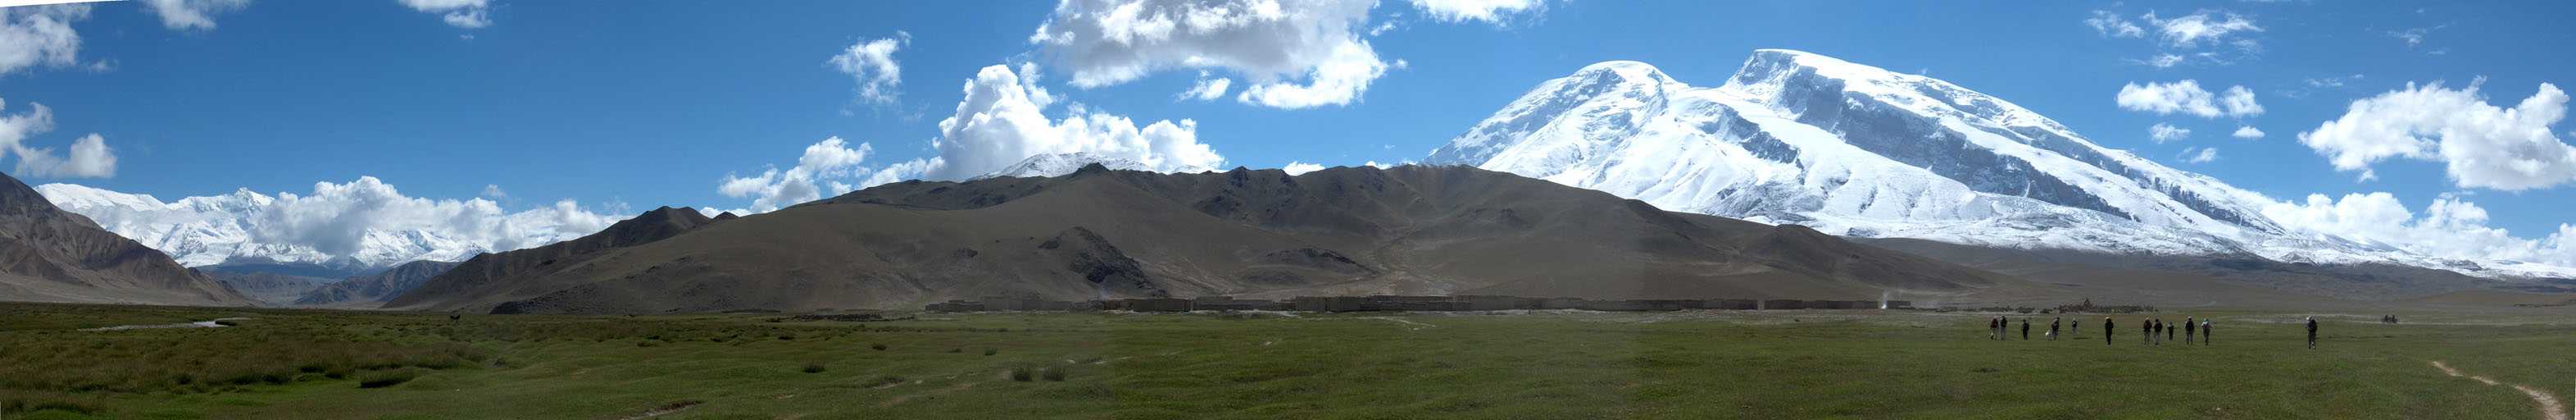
[2201,319,2212,345]
[2020,318,2030,340]
[2049,317,2061,340]
[2310,316,2321,349]
[2104,317,2115,345]
[2166,318,2175,342]
[2142,317,2153,345]
[2184,317,2197,344]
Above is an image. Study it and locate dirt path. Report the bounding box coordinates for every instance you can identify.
[2430,360,2568,420]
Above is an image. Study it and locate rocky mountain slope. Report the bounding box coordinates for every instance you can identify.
[387,164,2014,314]
[0,172,252,306]
[208,271,335,306]
[383,207,717,312]
[293,259,461,307]
[1425,49,2569,280]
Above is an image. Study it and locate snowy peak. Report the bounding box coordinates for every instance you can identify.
[1427,49,2549,279]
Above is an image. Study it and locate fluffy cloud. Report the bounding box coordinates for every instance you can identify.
[0,95,118,179]
[2086,9,2262,67]
[40,177,621,267]
[1178,71,1232,101]
[2116,80,2262,118]
[1027,0,1388,108]
[2148,123,2191,144]
[718,136,888,213]
[2265,192,2576,267]
[0,4,89,75]
[1235,40,1394,108]
[1407,0,1549,24]
[2233,126,2265,139]
[142,0,252,30]
[2296,80,2576,190]
[2141,10,2261,49]
[12,133,115,178]
[827,31,911,106]
[1281,161,1324,175]
[2179,146,2219,164]
[901,63,1225,180]
[256,176,616,257]
[398,0,491,29]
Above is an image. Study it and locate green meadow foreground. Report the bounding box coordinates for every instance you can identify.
[2,303,2569,419]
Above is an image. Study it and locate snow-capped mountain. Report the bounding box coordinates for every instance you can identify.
[975,152,1218,179]
[34,184,500,269]
[1427,49,2572,279]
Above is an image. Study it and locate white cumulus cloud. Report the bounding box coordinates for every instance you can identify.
[142,0,251,30]
[892,63,1225,181]
[1027,0,1388,108]
[1281,161,1324,175]
[0,94,117,179]
[2296,80,2576,190]
[2233,126,2265,139]
[398,0,491,29]
[1178,71,1232,101]
[0,4,89,75]
[718,136,886,214]
[2148,123,2191,144]
[1407,0,1549,25]
[2264,192,2576,268]
[2116,80,2262,118]
[828,31,910,107]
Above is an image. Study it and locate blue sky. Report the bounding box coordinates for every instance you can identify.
[3,1,2570,238]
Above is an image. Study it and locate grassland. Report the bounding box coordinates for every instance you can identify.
[0,302,2568,419]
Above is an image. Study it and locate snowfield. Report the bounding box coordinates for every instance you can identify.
[1426,49,2576,280]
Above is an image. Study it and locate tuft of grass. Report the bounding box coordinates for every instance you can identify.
[984,348,997,356]
[1009,367,1034,382]
[870,343,888,351]
[1040,367,1067,381]
[801,363,828,374]
[947,348,962,354]
[355,368,419,389]
[861,375,906,388]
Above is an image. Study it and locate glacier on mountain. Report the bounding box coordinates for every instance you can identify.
[32,183,568,269]
[1427,49,2575,280]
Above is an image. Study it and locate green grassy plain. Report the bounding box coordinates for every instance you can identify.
[1,303,2567,419]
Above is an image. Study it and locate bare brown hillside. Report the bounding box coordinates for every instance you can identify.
[0,172,252,306]
[390,165,2013,314]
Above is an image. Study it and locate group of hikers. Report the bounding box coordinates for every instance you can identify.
[1986,315,2328,349]
[1985,315,2216,346]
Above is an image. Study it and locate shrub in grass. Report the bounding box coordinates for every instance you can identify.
[861,375,906,388]
[947,348,962,353]
[1041,367,1067,381]
[802,363,828,373]
[1010,367,1034,382]
[984,348,997,356]
[356,368,419,389]
[870,343,888,351]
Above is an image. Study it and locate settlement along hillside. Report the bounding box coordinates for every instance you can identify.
[0,172,251,306]
[384,164,2013,313]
